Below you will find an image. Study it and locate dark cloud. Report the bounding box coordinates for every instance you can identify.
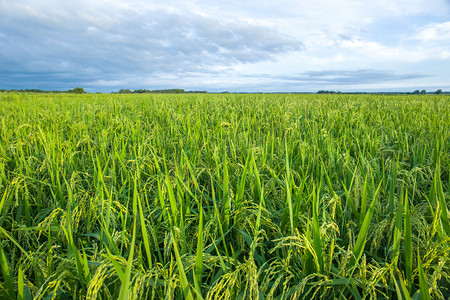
[0,5,302,90]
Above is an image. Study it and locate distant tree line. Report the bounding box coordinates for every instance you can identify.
[317,89,445,95]
[317,90,343,94]
[0,87,209,94]
[0,87,86,94]
[0,89,68,93]
[118,89,207,94]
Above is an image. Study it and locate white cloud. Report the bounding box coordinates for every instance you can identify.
[410,21,450,41]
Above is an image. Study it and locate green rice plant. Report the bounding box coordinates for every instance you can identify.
[0,93,448,298]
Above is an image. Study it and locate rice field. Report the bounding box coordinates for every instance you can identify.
[0,92,448,299]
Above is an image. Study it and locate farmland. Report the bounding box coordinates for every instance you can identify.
[0,93,448,299]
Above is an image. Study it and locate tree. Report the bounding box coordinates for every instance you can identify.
[434,89,443,95]
[119,89,131,94]
[74,87,85,94]
[413,90,420,94]
[421,90,426,94]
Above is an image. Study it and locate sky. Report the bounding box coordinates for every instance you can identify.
[1,0,450,93]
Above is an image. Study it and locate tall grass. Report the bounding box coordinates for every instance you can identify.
[0,93,448,298]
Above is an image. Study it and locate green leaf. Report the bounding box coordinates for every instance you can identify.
[135,176,153,269]
[0,242,15,299]
[172,228,194,300]
[348,180,382,270]
[194,198,204,289]
[118,219,137,300]
[391,268,412,300]
[404,191,412,290]
[391,186,403,267]
[235,151,251,221]
[436,174,450,236]
[312,185,323,273]
[17,266,24,300]
[417,248,431,300]
[285,139,294,235]
[359,174,368,226]
[222,152,230,232]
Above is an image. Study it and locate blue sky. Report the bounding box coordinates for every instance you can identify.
[1,0,449,92]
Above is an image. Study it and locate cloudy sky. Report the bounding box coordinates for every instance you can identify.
[1,0,449,92]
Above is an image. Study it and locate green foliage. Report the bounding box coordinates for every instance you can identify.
[73,87,85,94]
[0,93,448,298]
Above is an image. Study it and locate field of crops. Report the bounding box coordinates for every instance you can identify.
[0,93,448,299]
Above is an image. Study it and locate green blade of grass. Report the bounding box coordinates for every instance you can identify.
[17,265,28,300]
[388,159,398,216]
[118,218,137,300]
[0,227,31,261]
[172,228,194,300]
[174,165,187,255]
[349,278,362,300]
[252,152,264,208]
[0,242,15,299]
[104,248,125,283]
[303,223,315,276]
[436,172,450,236]
[157,177,169,224]
[165,172,179,228]
[195,197,204,288]
[391,268,412,300]
[417,248,431,300]
[61,225,91,285]
[252,185,264,255]
[135,176,153,269]
[391,186,403,267]
[255,185,264,236]
[209,174,230,259]
[64,180,91,285]
[0,187,13,227]
[348,180,382,270]
[359,174,369,227]
[235,150,251,222]
[312,185,323,273]
[404,191,412,290]
[285,139,294,235]
[322,161,335,195]
[222,152,230,233]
